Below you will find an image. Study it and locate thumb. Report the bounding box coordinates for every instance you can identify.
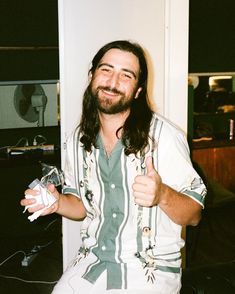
[47,183,56,192]
[47,183,57,194]
[47,183,59,198]
[145,156,156,177]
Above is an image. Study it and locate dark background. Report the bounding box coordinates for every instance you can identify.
[0,3,61,292]
[189,0,235,73]
[0,0,59,81]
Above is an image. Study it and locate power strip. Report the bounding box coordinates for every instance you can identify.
[8,144,54,153]
[21,246,39,267]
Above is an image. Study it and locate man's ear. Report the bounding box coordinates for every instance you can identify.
[135,87,142,99]
[88,72,93,81]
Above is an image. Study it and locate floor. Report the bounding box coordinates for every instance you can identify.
[0,214,63,294]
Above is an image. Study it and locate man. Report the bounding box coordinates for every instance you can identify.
[21,40,206,293]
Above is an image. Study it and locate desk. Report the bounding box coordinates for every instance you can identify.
[192,140,235,192]
[0,148,60,166]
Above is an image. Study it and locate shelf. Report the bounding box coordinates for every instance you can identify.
[194,111,235,117]
[192,139,235,150]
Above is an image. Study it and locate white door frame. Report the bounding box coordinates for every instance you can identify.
[58,0,189,269]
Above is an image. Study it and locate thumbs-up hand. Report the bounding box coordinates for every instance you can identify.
[132,156,162,207]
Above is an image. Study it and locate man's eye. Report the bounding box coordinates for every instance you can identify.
[122,73,133,80]
[101,67,110,72]
[124,74,132,79]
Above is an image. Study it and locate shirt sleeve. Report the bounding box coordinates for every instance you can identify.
[62,132,80,198]
[157,123,207,207]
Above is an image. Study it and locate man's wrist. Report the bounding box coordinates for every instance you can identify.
[158,183,170,206]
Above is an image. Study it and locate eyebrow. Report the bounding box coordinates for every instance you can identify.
[98,63,137,79]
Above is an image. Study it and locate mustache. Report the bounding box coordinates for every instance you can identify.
[97,86,123,95]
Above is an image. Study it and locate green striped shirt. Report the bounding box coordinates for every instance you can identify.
[63,113,206,291]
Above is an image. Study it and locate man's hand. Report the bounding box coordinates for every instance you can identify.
[20,184,60,217]
[132,156,162,207]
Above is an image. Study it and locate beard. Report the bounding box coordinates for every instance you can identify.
[91,86,135,115]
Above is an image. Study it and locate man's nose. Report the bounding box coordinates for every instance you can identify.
[107,72,120,88]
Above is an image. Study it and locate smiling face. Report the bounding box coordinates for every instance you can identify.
[90,48,142,114]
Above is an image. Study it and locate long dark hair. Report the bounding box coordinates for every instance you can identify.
[79,40,153,156]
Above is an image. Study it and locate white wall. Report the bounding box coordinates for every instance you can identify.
[58,0,189,268]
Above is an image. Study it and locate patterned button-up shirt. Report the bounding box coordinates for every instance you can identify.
[63,113,206,292]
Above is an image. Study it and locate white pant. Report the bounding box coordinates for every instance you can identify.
[52,268,179,294]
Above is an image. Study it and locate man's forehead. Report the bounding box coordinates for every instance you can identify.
[98,48,140,74]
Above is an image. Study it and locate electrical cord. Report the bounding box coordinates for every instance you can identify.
[14,137,29,147]
[0,274,58,285]
[0,137,29,153]
[44,218,59,231]
[0,145,11,151]
[0,134,48,152]
[0,250,26,267]
[0,242,59,285]
[0,239,54,267]
[31,241,54,251]
[33,135,47,146]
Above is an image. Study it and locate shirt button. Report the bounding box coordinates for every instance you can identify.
[112,213,117,218]
[111,184,115,189]
[101,245,106,251]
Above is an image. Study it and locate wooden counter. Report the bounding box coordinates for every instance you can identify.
[192,139,235,192]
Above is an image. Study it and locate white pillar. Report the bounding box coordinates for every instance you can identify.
[58,0,189,268]
[164,0,189,132]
